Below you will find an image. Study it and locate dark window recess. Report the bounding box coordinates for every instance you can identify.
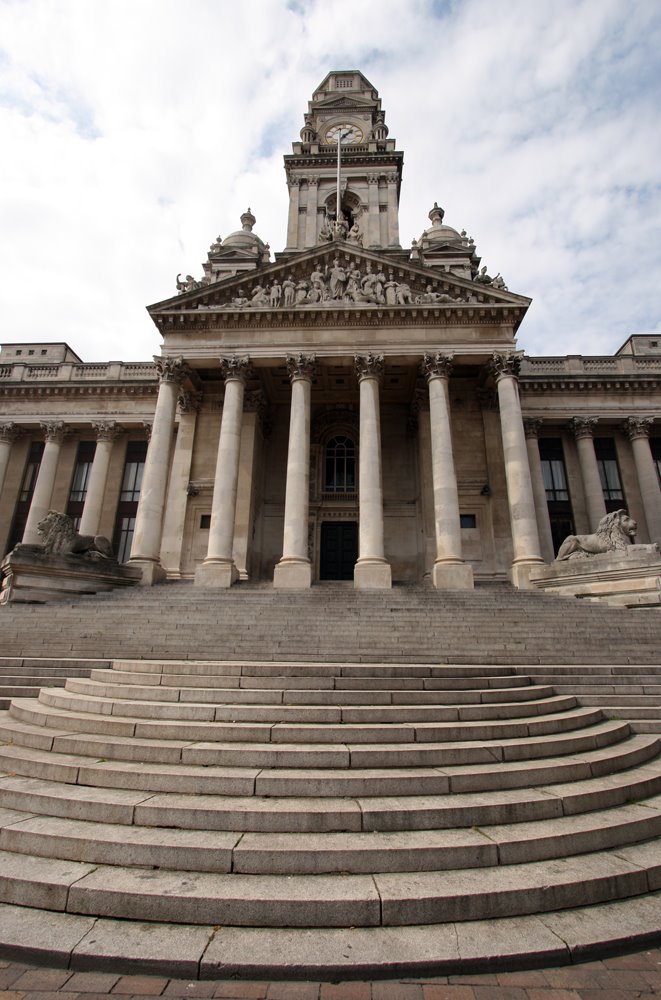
[594,437,625,511]
[539,438,575,555]
[324,436,356,493]
[6,441,44,553]
[200,514,211,530]
[460,514,476,529]
[66,441,96,524]
[651,438,661,487]
[113,441,147,561]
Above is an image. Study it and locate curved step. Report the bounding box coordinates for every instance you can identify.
[0,843,657,926]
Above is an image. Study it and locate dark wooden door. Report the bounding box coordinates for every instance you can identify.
[320,522,357,580]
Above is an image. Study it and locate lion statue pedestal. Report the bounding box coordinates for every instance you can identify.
[0,511,142,604]
[530,510,661,608]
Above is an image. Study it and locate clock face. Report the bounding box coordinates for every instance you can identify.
[326,122,364,144]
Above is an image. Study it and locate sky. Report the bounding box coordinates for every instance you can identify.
[0,0,659,363]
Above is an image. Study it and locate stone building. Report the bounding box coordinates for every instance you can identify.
[0,71,660,590]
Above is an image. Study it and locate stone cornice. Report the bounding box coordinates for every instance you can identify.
[519,376,661,394]
[0,384,159,400]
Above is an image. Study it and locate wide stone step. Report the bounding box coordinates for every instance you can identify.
[1,758,659,835]
[0,794,660,875]
[0,843,657,926]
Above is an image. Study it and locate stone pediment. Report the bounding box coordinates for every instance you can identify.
[315,95,374,112]
[148,245,530,328]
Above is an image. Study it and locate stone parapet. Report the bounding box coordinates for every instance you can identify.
[529,544,661,608]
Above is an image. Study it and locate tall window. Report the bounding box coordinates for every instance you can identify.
[539,438,574,555]
[6,441,44,553]
[67,441,96,529]
[324,436,356,493]
[113,441,147,562]
[594,438,625,511]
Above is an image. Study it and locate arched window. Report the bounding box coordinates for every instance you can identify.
[324,435,356,493]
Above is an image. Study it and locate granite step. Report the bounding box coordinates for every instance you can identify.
[0,843,657,926]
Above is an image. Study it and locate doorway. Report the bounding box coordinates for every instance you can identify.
[320,521,358,580]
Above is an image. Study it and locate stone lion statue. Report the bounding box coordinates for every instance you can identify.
[37,511,115,560]
[556,509,637,561]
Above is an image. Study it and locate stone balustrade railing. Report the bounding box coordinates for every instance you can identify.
[0,361,157,383]
[521,356,661,375]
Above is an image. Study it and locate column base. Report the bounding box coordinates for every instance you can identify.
[194,560,239,588]
[128,559,168,586]
[509,559,544,590]
[433,561,474,590]
[354,559,392,590]
[273,559,312,589]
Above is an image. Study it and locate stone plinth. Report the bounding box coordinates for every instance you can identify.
[529,544,661,608]
[0,548,142,604]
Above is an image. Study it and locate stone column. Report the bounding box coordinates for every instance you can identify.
[569,416,607,531]
[386,172,400,247]
[233,390,266,580]
[274,354,316,589]
[0,423,21,496]
[367,173,381,248]
[22,422,70,544]
[129,356,189,585]
[159,391,202,576]
[286,176,301,249]
[523,418,555,563]
[489,354,543,588]
[422,354,473,589]
[623,416,661,544]
[79,422,123,537]
[354,353,391,589]
[305,177,319,247]
[195,356,251,588]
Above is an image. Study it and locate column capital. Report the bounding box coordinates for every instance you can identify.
[488,352,522,381]
[154,355,190,385]
[288,175,301,188]
[178,390,203,414]
[220,355,252,384]
[143,421,153,441]
[40,421,70,444]
[385,172,398,185]
[523,417,543,439]
[367,173,380,185]
[569,415,599,440]
[355,353,384,383]
[244,388,268,416]
[0,422,22,444]
[286,353,316,382]
[422,353,454,381]
[307,175,319,187]
[623,415,654,441]
[92,420,124,442]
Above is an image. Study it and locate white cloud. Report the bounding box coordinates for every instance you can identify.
[0,0,658,361]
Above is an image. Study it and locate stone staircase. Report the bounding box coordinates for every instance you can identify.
[0,582,660,977]
[0,655,660,977]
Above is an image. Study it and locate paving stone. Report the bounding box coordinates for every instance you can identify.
[110,974,169,994]
[64,971,122,992]
[11,970,73,991]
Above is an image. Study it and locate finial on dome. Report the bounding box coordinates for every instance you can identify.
[241,209,256,231]
[428,202,445,227]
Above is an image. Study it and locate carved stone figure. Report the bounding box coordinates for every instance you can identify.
[250,285,269,307]
[329,259,347,299]
[347,222,363,246]
[176,274,201,294]
[295,280,309,305]
[36,511,115,560]
[474,266,493,285]
[556,510,637,561]
[283,276,296,307]
[384,279,398,305]
[269,281,282,307]
[396,282,413,305]
[491,273,508,290]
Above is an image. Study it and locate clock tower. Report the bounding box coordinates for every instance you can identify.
[282,71,403,253]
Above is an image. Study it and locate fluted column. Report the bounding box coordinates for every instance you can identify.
[0,423,22,496]
[422,354,473,589]
[367,173,381,248]
[523,418,555,563]
[22,422,70,544]
[304,177,319,247]
[195,357,251,588]
[286,176,301,250]
[569,416,607,531]
[386,172,400,247]
[79,422,123,537]
[274,354,315,589]
[354,353,391,589]
[129,356,189,584]
[623,416,661,543]
[489,354,543,588]
[160,391,202,576]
